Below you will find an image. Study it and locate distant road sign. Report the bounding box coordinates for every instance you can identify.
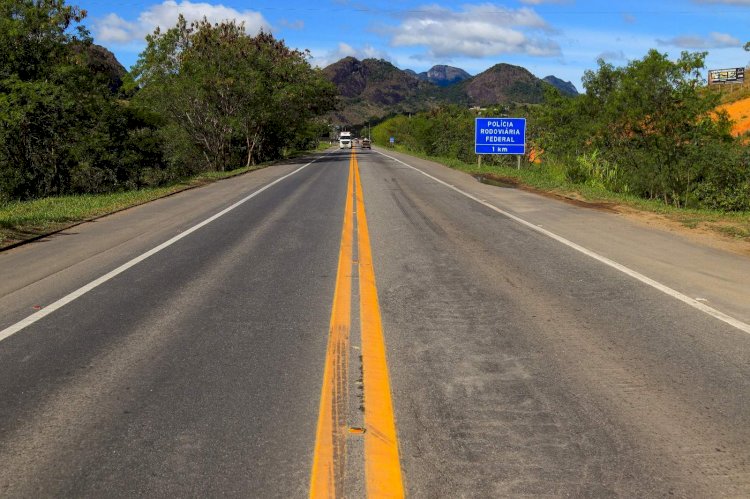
[709,67,745,85]
[389,136,395,144]
[475,118,526,155]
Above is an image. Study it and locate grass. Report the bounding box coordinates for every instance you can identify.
[314,141,337,151]
[385,144,750,244]
[0,146,328,249]
[718,82,750,105]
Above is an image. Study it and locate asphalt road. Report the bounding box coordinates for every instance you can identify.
[1,147,749,497]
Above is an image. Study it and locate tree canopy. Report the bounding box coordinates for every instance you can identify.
[534,50,747,209]
[0,1,336,202]
[132,16,336,172]
[0,0,167,201]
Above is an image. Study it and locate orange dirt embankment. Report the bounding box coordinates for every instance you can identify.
[719,96,750,136]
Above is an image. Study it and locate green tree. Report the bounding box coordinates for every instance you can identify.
[535,50,740,207]
[0,0,89,199]
[0,0,88,81]
[133,17,335,172]
[0,0,167,201]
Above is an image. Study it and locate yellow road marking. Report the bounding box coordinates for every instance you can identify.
[310,155,355,498]
[311,149,404,498]
[354,149,405,498]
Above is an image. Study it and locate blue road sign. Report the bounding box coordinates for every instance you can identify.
[389,136,395,144]
[475,118,526,155]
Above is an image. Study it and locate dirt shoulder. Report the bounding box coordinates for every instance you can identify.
[479,172,750,258]
[615,205,750,257]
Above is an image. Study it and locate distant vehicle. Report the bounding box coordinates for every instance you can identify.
[339,131,352,149]
[361,138,371,149]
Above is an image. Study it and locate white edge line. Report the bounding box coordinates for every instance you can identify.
[0,153,331,343]
[375,150,750,336]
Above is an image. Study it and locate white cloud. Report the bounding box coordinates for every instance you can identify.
[388,4,560,60]
[279,19,304,30]
[96,13,138,44]
[597,50,627,62]
[330,42,356,59]
[94,1,270,44]
[657,32,741,49]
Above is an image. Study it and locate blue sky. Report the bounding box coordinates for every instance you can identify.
[76,0,749,91]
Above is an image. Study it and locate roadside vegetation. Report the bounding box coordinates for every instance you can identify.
[0,0,335,247]
[373,50,750,241]
[0,150,334,248]
[131,17,335,172]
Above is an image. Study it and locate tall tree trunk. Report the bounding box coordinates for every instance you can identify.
[245,135,253,168]
[245,132,259,168]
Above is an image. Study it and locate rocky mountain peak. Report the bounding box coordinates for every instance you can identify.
[417,65,471,87]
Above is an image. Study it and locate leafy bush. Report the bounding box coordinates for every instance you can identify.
[535,49,747,210]
[566,150,624,191]
[0,0,168,201]
[694,148,750,211]
[132,18,336,171]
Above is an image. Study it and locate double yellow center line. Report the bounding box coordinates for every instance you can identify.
[310,149,404,498]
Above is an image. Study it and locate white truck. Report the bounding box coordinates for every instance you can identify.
[339,131,352,149]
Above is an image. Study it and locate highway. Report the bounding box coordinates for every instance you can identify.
[1,147,750,497]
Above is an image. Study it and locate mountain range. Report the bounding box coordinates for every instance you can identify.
[322,57,579,125]
[91,47,580,128]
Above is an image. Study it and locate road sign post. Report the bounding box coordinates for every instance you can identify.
[475,117,526,169]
